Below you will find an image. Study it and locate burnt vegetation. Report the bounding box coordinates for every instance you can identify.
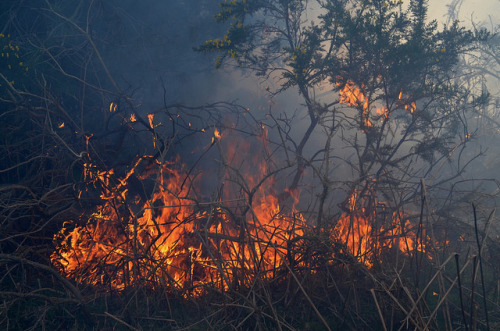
[1,0,500,330]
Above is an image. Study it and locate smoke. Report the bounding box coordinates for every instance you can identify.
[6,0,500,214]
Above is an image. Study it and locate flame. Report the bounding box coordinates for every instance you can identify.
[52,154,436,293]
[404,102,416,114]
[58,122,65,129]
[52,139,308,295]
[376,106,390,119]
[338,81,373,128]
[338,81,418,122]
[147,113,155,128]
[52,118,438,295]
[333,188,434,267]
[109,102,117,112]
[213,128,221,141]
[410,102,416,114]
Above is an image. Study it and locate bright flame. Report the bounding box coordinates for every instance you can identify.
[109,102,117,113]
[52,113,438,295]
[212,128,221,143]
[333,188,435,267]
[338,81,373,128]
[52,139,308,296]
[147,113,155,128]
[376,106,390,119]
[338,81,417,122]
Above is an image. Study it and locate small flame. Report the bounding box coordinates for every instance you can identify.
[338,81,372,128]
[58,122,65,129]
[129,113,137,122]
[376,107,390,119]
[109,102,117,113]
[212,128,221,143]
[147,113,154,128]
[410,102,416,114]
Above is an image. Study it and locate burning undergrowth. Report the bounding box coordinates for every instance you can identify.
[50,121,438,298]
[3,1,500,329]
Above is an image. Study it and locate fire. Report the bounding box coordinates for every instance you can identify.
[51,100,434,295]
[338,81,417,124]
[51,132,308,295]
[376,106,390,119]
[338,81,373,128]
[212,128,221,143]
[52,153,437,294]
[147,113,155,128]
[333,187,435,267]
[405,102,416,114]
[52,150,434,295]
[53,160,435,293]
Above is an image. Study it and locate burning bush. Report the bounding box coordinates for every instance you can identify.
[51,127,439,298]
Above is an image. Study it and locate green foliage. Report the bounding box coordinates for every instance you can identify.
[199,0,482,178]
[199,0,476,94]
[0,33,29,89]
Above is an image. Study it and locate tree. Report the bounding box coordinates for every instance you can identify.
[198,0,484,227]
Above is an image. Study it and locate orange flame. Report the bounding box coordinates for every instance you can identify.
[338,81,418,122]
[212,128,221,143]
[147,113,155,128]
[338,81,373,128]
[333,188,435,267]
[52,124,437,295]
[52,145,308,295]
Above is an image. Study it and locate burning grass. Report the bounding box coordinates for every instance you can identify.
[2,86,496,330]
[51,128,439,299]
[2,108,498,330]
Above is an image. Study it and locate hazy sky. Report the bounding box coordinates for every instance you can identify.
[428,0,500,28]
